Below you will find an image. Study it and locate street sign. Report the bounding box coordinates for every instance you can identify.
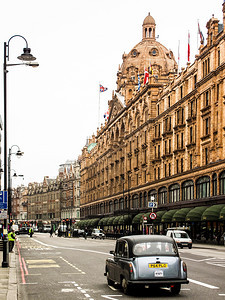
[0,191,7,209]
[148,201,157,208]
[149,212,157,220]
[143,216,147,223]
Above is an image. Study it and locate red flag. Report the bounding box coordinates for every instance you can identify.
[188,31,190,63]
[144,68,149,85]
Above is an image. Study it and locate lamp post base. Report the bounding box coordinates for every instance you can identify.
[1,237,9,268]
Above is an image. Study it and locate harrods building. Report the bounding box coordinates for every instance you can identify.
[79,3,225,241]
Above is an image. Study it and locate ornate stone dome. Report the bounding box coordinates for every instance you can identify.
[116,13,178,100]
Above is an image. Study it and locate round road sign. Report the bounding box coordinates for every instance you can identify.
[149,212,157,220]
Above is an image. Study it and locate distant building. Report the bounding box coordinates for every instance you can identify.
[79,3,225,242]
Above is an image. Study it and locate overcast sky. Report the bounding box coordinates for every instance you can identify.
[0,0,223,187]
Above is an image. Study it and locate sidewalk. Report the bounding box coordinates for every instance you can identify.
[0,250,17,300]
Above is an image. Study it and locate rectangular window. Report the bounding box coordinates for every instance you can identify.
[158,145,160,158]
[164,164,167,177]
[169,139,171,154]
[168,95,171,107]
[164,140,167,155]
[205,118,209,135]
[190,154,193,169]
[194,74,197,89]
[205,148,208,164]
[190,126,193,143]
[205,91,209,106]
[168,163,171,177]
[180,86,183,99]
[158,167,160,180]
[181,158,183,173]
[176,159,179,173]
[176,134,179,149]
[181,132,184,148]
[217,84,220,102]
[218,49,220,66]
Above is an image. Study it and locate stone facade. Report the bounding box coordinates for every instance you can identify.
[80,3,225,233]
[26,160,81,226]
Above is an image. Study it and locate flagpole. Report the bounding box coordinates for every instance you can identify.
[178,40,180,74]
[98,83,100,128]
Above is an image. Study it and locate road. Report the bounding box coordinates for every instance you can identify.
[16,233,225,300]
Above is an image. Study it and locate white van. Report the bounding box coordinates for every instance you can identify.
[166,229,192,249]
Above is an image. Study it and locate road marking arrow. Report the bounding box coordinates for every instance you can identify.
[101,295,122,300]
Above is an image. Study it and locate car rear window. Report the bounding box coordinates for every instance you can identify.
[133,241,178,256]
[174,232,189,238]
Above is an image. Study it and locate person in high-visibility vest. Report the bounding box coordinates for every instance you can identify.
[8,230,16,252]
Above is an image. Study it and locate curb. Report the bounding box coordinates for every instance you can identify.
[7,251,17,300]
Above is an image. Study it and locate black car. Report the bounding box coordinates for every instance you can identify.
[104,235,188,295]
[16,227,29,235]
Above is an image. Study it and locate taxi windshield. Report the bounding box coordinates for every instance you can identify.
[133,241,178,256]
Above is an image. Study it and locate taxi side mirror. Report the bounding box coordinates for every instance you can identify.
[109,250,115,255]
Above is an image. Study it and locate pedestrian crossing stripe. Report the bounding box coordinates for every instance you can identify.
[26,259,59,268]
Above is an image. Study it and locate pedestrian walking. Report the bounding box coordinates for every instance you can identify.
[50,227,53,237]
[29,227,34,237]
[8,230,16,252]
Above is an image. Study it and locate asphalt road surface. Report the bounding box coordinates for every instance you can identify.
[16,233,225,300]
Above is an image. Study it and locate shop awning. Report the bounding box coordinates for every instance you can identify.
[153,211,167,222]
[172,208,192,222]
[132,213,144,224]
[201,204,225,221]
[99,217,109,226]
[118,215,132,225]
[219,206,225,220]
[107,217,116,226]
[185,206,208,222]
[161,209,179,223]
[113,216,122,225]
[89,218,100,227]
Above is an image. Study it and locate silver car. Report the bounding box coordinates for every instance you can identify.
[104,235,188,295]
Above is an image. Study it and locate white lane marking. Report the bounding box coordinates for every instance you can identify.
[33,238,111,256]
[101,296,122,300]
[61,289,74,292]
[188,278,219,289]
[218,294,225,296]
[182,256,216,262]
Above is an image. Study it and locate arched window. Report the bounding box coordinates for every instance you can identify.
[119,198,124,210]
[182,180,194,201]
[109,201,113,213]
[143,192,147,207]
[132,194,138,208]
[219,171,225,195]
[139,193,142,208]
[114,199,119,211]
[100,203,104,214]
[148,189,157,202]
[196,176,210,198]
[158,187,167,205]
[212,173,217,196]
[169,184,180,203]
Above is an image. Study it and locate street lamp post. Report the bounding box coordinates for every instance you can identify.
[2,35,37,268]
[8,145,24,224]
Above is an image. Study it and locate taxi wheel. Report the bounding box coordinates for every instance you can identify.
[188,244,192,249]
[106,271,114,286]
[122,277,131,295]
[170,283,181,295]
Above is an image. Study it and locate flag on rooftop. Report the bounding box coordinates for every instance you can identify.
[143,68,149,85]
[100,84,108,92]
[198,21,204,45]
[188,31,190,63]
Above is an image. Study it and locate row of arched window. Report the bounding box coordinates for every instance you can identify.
[81,171,225,217]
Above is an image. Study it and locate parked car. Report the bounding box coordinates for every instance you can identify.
[91,228,105,239]
[104,235,188,295]
[16,227,29,235]
[42,225,51,233]
[166,229,192,249]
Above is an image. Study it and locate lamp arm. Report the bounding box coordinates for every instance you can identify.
[6,35,29,61]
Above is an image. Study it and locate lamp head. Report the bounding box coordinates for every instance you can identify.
[17,47,36,61]
[16,150,24,157]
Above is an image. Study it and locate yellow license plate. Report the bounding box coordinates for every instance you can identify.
[149,263,168,268]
